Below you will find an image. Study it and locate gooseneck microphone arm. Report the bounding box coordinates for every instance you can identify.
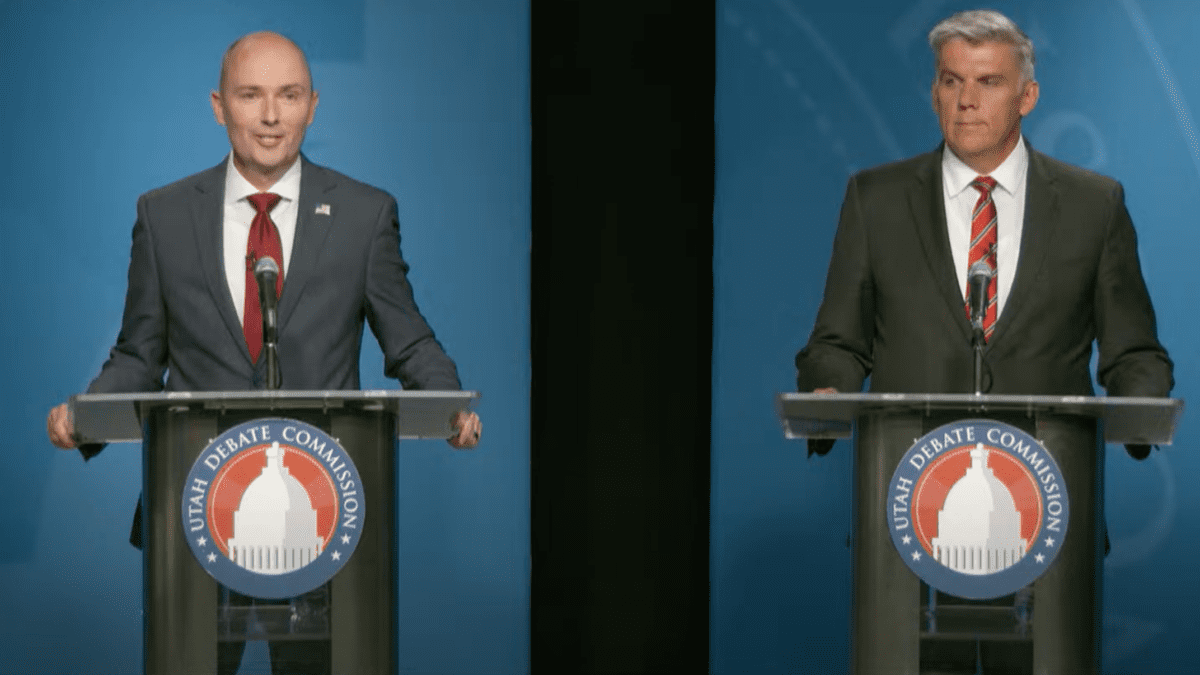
[254,256,282,390]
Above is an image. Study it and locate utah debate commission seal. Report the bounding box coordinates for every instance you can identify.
[181,418,364,598]
[887,419,1069,599]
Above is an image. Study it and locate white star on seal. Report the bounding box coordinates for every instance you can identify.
[341,534,351,545]
[196,536,208,547]
[911,550,921,562]
[1035,553,1045,564]
[331,550,341,561]
[901,535,912,546]
[1044,537,1056,548]
[207,552,217,563]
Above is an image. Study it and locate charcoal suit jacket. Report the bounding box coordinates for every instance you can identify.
[81,155,461,544]
[795,143,1172,399]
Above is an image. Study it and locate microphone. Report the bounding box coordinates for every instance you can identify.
[254,256,282,389]
[967,260,993,333]
[967,260,993,395]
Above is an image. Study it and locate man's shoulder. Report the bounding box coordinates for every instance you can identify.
[301,159,395,205]
[851,149,940,190]
[1030,148,1121,194]
[138,160,226,204]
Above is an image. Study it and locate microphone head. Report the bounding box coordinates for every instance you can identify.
[968,260,994,281]
[254,256,280,277]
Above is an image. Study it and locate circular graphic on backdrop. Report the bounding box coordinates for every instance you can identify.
[181,418,364,598]
[886,419,1069,599]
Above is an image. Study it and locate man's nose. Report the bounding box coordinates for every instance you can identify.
[261,96,280,124]
[958,83,979,109]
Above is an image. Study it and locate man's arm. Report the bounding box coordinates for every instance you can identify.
[364,197,462,391]
[1093,182,1173,399]
[795,176,877,458]
[794,175,875,393]
[363,197,479,449]
[1092,182,1172,460]
[90,196,171,394]
[46,196,169,453]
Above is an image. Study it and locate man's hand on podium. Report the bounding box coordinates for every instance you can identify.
[47,403,78,449]
[808,388,838,457]
[448,410,482,449]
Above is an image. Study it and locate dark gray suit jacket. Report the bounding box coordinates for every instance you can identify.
[795,144,1172,398]
[82,156,461,544]
[86,155,460,397]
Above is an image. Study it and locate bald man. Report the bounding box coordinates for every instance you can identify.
[46,31,481,675]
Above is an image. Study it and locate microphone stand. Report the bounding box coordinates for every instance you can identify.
[263,340,281,390]
[971,319,985,395]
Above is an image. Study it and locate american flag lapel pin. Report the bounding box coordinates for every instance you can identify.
[315,203,331,216]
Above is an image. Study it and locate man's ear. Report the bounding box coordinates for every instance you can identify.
[1019,80,1039,117]
[211,90,226,126]
[306,90,319,127]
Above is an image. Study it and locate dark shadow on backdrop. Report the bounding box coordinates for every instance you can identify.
[532,1,715,672]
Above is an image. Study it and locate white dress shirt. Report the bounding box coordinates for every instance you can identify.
[221,155,302,326]
[942,138,1028,319]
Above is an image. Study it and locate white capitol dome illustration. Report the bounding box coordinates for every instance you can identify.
[226,442,325,574]
[930,444,1027,575]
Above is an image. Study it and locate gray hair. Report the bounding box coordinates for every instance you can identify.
[928,10,1035,84]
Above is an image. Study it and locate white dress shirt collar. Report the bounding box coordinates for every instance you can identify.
[223,154,302,207]
[942,136,1028,199]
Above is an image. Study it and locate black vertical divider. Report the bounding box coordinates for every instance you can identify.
[532,2,716,673]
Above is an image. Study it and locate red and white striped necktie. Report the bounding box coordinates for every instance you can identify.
[965,176,998,341]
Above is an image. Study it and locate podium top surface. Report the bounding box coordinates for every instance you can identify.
[70,390,479,444]
[776,392,1184,445]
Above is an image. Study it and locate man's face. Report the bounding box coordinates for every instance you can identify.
[211,35,318,189]
[932,38,1038,174]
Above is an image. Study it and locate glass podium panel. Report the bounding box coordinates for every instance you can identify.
[218,584,331,642]
[776,392,1183,444]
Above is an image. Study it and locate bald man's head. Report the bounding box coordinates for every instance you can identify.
[210,31,319,190]
[218,31,313,96]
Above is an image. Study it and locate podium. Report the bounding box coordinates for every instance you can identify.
[776,393,1182,675]
[70,389,478,675]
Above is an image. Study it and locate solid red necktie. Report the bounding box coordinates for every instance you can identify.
[965,176,998,341]
[244,192,284,363]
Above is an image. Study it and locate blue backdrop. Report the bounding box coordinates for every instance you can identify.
[0,1,529,674]
[713,1,1198,673]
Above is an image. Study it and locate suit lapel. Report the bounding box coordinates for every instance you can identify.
[909,148,975,343]
[191,160,254,366]
[987,146,1058,347]
[279,157,337,332]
